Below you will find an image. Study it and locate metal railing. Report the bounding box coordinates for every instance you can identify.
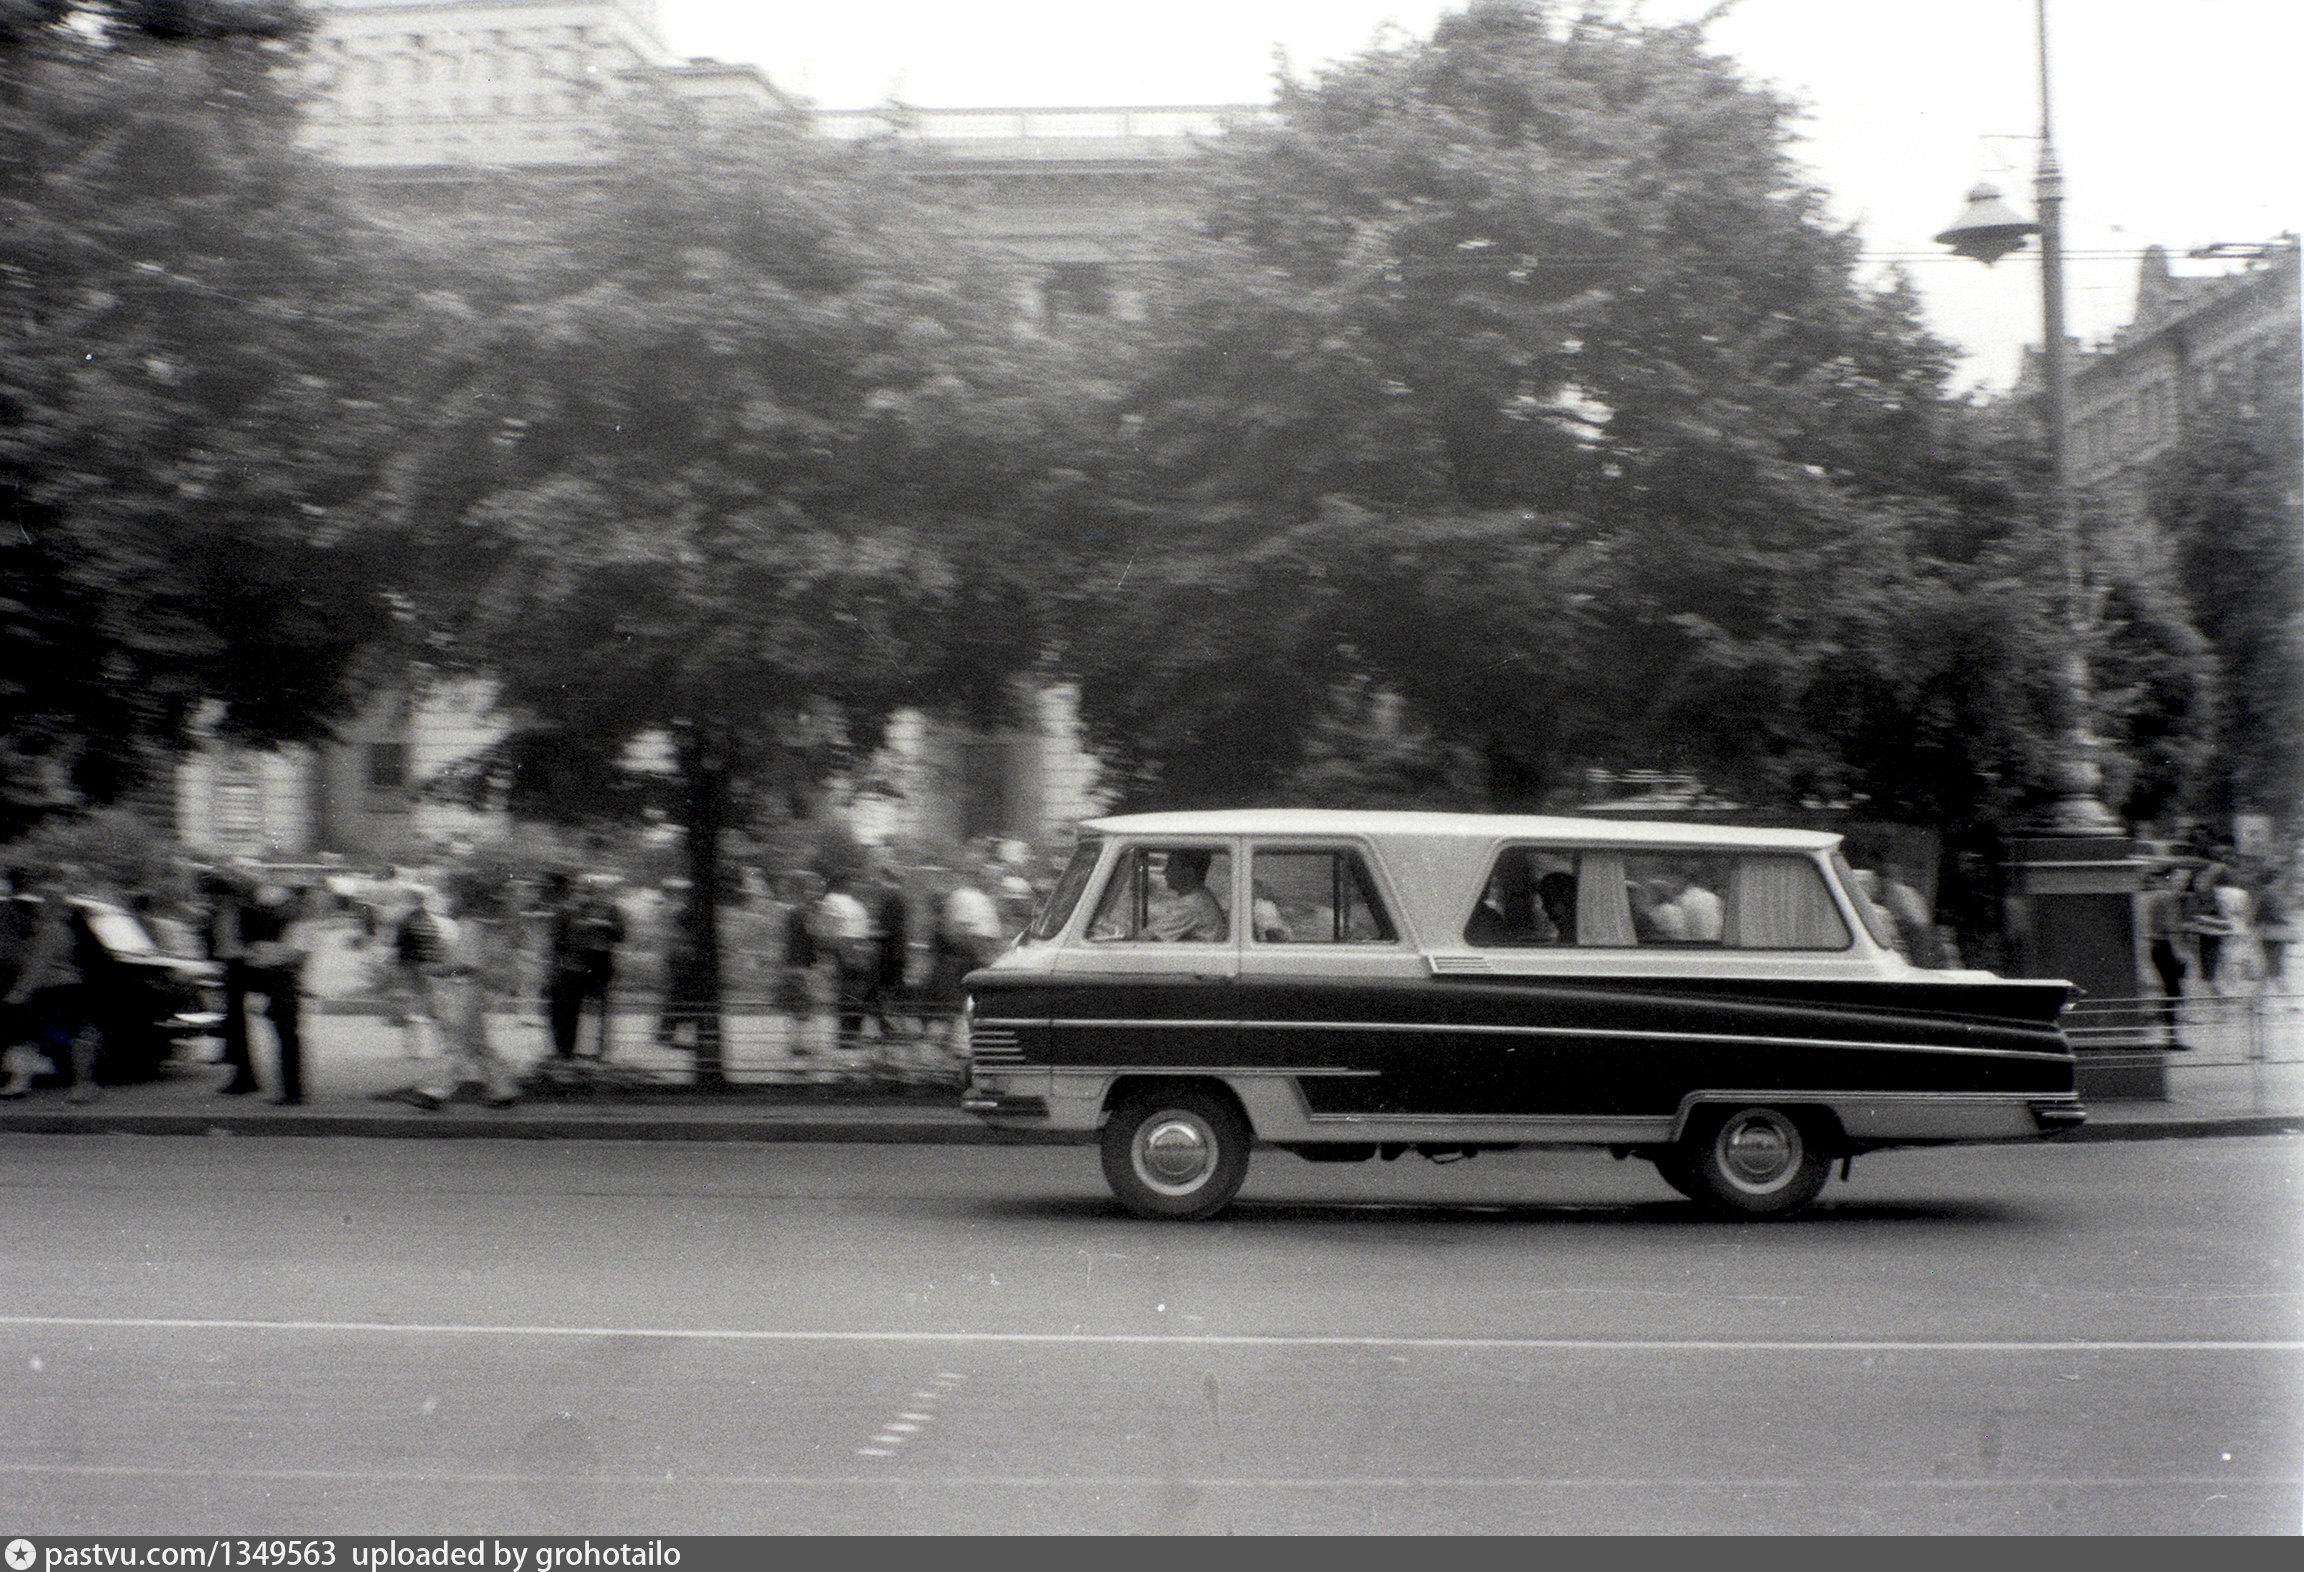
[2062,989,2303,1114]
[499,993,971,1096]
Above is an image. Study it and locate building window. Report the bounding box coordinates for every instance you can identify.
[365,742,410,793]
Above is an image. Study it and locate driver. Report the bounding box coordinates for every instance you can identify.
[1145,850,1228,943]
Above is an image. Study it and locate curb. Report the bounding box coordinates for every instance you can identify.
[0,1109,2292,1144]
[0,1108,1084,1144]
[2060,1113,2303,1142]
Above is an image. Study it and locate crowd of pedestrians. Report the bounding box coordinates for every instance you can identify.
[2141,841,2295,1039]
[0,841,1050,1107]
[40,829,2289,1100]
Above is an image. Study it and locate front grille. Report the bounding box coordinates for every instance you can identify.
[967,1024,1026,1068]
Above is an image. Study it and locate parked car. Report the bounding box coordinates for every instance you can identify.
[1,896,222,1085]
[961,810,2084,1220]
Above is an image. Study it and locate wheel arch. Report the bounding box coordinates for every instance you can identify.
[1100,1074,1253,1130]
[1670,1095,1852,1158]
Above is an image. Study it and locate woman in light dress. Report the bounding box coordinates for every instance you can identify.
[413,868,522,1108]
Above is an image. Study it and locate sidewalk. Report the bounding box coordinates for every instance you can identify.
[0,1004,2293,1144]
[0,1006,1066,1143]
[3,924,2297,1144]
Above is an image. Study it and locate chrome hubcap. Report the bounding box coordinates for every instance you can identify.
[1716,1110,1800,1192]
[1134,1113,1215,1194]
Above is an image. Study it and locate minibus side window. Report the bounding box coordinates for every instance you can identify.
[1250,849,1398,943]
[1085,847,1233,943]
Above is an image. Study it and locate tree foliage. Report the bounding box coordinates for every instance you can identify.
[0,0,396,837]
[385,94,1107,1077]
[1064,0,2213,893]
[2151,384,2304,825]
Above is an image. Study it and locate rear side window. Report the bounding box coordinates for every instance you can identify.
[1465,848,1850,950]
[1249,849,1398,943]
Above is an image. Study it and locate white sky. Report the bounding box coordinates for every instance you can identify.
[657,1,2303,389]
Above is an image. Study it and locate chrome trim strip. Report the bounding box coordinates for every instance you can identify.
[1040,1015,2069,1064]
[1044,1064,1381,1079]
[1042,1018,1238,1031]
[1301,1111,1667,1132]
[1674,1088,2072,1111]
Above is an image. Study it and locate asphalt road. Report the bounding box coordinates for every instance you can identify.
[1,1132,2298,1535]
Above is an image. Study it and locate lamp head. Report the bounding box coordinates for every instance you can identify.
[1936,182,2040,266]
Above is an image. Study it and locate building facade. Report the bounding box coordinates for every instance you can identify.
[176,0,1247,862]
[2067,237,2300,525]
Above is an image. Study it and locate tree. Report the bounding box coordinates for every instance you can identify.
[0,1,399,837]
[1066,2,1986,802]
[384,94,1103,1085]
[1064,0,2215,895]
[2150,387,2304,829]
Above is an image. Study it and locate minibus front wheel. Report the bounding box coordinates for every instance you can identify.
[1101,1082,1252,1221]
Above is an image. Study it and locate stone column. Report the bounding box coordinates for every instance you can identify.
[2005,834,2160,1099]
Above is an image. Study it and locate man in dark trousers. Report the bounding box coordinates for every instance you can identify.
[866,865,912,1042]
[546,873,625,1060]
[238,882,311,1105]
[199,868,261,1096]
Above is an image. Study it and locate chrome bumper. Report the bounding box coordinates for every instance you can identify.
[961,1092,1050,1118]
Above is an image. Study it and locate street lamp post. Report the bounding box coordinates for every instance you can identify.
[1937,0,2157,1095]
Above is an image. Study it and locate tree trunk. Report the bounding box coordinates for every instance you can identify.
[674,725,730,1090]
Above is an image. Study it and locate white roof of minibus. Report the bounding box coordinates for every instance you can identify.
[1079,809,1841,851]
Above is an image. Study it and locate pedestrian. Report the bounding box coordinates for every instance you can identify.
[0,868,102,1103]
[866,864,913,1042]
[2141,861,2191,1045]
[0,869,34,1062]
[775,871,821,1055]
[813,873,873,1048]
[197,866,262,1096]
[392,883,454,1059]
[2255,870,2292,991]
[2212,875,2256,993]
[544,872,625,1061]
[931,864,1006,1053]
[414,867,519,1109]
[2182,861,2237,996]
[239,882,313,1105]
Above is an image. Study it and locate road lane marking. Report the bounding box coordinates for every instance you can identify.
[856,1368,966,1458]
[1,1316,2298,1352]
[0,1461,2290,1491]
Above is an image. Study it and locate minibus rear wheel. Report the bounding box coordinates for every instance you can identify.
[1679,1105,1829,1218]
